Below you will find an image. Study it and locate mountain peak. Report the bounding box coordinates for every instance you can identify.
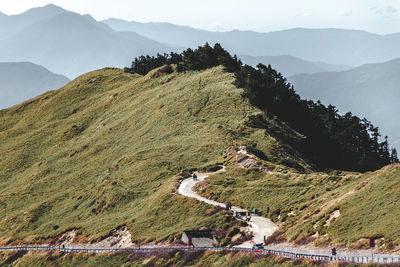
[21,3,66,17]
[41,4,65,11]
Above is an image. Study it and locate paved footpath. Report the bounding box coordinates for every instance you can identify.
[178,168,277,246]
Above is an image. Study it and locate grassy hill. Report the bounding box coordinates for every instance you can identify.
[2,60,399,264]
[0,66,305,244]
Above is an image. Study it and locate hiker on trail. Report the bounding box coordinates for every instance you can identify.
[226,202,232,210]
[331,247,337,256]
[246,214,251,222]
[192,173,197,181]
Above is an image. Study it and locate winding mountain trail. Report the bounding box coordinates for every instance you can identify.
[178,167,278,247]
[177,167,400,263]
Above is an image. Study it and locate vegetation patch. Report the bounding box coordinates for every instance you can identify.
[328,165,400,248]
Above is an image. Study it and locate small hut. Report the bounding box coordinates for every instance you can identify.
[181,230,217,247]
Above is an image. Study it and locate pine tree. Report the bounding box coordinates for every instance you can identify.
[391,148,399,163]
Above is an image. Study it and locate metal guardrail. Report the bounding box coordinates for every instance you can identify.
[1,246,399,263]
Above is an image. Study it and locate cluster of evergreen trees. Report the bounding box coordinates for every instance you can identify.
[125,43,241,75]
[235,64,398,171]
[125,43,398,172]
[125,53,181,75]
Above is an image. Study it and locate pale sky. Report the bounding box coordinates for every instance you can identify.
[1,0,400,34]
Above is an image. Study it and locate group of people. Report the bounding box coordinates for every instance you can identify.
[191,171,338,256]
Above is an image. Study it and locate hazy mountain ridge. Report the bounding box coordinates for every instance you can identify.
[2,5,399,80]
[0,62,70,109]
[0,5,179,79]
[289,58,400,149]
[239,55,352,77]
[0,4,66,38]
[103,18,212,47]
[1,5,400,79]
[104,18,400,66]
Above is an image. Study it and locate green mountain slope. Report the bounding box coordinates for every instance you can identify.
[0,66,305,243]
[125,44,395,172]
[1,56,399,254]
[239,55,352,77]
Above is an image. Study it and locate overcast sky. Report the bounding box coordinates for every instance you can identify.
[1,0,400,34]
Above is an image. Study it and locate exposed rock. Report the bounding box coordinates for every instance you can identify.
[325,210,340,227]
[93,228,133,248]
[234,146,274,173]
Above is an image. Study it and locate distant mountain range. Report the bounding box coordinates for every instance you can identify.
[289,58,400,150]
[0,4,65,39]
[239,55,352,77]
[3,5,400,80]
[104,18,400,67]
[0,62,70,109]
[0,5,178,78]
